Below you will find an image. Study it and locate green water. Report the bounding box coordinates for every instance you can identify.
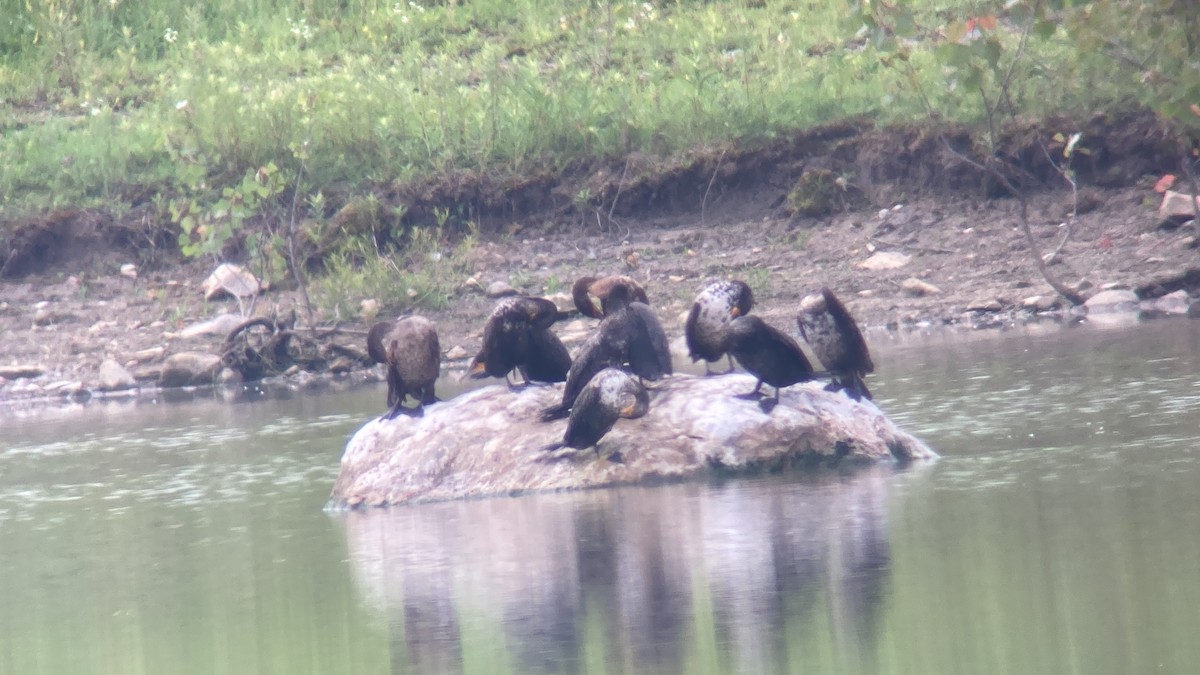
[2,319,1200,674]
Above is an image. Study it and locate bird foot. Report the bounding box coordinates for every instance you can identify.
[735,390,765,400]
[757,398,779,414]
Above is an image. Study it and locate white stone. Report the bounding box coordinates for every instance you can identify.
[159,352,223,388]
[966,296,1005,312]
[201,263,260,300]
[97,358,137,391]
[331,374,936,507]
[486,281,517,298]
[1158,190,1200,222]
[900,277,941,296]
[1083,289,1140,312]
[176,313,245,339]
[1153,289,1191,315]
[856,251,911,271]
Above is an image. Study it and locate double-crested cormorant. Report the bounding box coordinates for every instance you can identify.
[797,287,874,401]
[366,315,441,419]
[544,367,650,455]
[469,296,571,387]
[726,314,814,413]
[572,275,649,318]
[541,283,671,420]
[685,279,754,375]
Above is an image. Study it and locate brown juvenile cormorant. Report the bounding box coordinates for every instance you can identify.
[797,288,874,401]
[541,283,671,420]
[366,315,441,419]
[726,314,814,413]
[468,296,571,387]
[543,367,650,456]
[685,279,754,375]
[572,275,649,318]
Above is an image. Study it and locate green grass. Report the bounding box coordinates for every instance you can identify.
[308,222,478,321]
[0,1,1160,317]
[0,0,1131,220]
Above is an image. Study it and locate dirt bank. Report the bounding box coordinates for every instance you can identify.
[2,115,1198,411]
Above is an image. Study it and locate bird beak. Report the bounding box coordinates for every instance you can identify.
[590,297,603,316]
[730,307,742,318]
[469,360,486,375]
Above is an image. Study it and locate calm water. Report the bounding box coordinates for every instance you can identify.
[2,319,1200,674]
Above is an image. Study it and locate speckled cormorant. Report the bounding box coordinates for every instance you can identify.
[726,314,814,413]
[685,279,754,375]
[543,368,650,456]
[468,296,571,387]
[572,275,649,318]
[797,287,874,401]
[541,283,671,420]
[366,315,441,419]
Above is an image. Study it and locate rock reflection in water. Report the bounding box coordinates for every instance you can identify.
[336,467,901,674]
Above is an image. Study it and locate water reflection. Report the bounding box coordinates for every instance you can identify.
[338,466,911,674]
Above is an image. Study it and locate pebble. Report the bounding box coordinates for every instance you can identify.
[486,281,517,298]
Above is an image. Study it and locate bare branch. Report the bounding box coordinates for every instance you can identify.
[701,146,728,226]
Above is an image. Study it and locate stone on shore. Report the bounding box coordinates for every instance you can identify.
[0,364,45,380]
[158,352,223,388]
[1084,289,1140,312]
[330,373,935,508]
[201,263,260,301]
[856,251,911,271]
[1157,190,1200,225]
[97,358,137,391]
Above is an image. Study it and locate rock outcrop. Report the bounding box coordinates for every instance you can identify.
[330,373,935,507]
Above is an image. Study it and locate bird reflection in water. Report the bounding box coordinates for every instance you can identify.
[335,466,906,674]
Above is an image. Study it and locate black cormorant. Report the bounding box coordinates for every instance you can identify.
[726,314,814,413]
[797,287,874,401]
[541,284,671,420]
[366,315,441,419]
[685,279,754,375]
[468,296,571,387]
[544,367,650,456]
[572,275,649,318]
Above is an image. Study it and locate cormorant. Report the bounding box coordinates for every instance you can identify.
[726,314,814,413]
[685,279,754,375]
[572,275,649,318]
[797,287,874,401]
[366,315,441,419]
[468,296,571,387]
[543,367,650,456]
[541,283,671,420]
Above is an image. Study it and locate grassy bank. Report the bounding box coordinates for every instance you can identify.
[0,0,1174,316]
[1,0,1129,215]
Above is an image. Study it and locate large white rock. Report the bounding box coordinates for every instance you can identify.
[1083,288,1140,312]
[201,263,260,300]
[97,358,136,391]
[158,351,223,388]
[331,373,935,507]
[856,251,912,271]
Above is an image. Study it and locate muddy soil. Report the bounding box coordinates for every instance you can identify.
[2,115,1199,411]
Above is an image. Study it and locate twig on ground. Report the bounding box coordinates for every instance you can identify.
[607,157,632,232]
[868,236,955,255]
[701,146,728,226]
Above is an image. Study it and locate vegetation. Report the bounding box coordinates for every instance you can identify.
[0,0,1195,312]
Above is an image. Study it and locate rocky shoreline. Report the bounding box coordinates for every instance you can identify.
[2,187,1199,413]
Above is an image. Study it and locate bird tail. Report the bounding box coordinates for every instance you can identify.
[849,374,873,401]
[539,404,570,422]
